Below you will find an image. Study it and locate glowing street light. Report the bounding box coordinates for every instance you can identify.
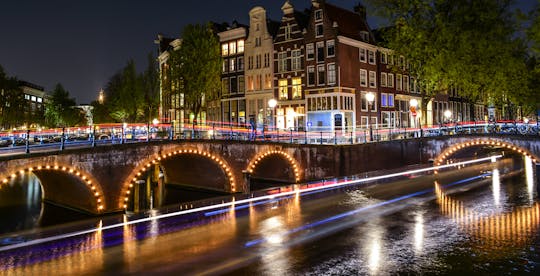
[444,110,452,124]
[366,92,375,141]
[409,98,421,137]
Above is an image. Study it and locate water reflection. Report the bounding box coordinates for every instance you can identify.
[435,181,540,250]
[525,156,535,204]
[492,168,501,206]
[413,212,424,253]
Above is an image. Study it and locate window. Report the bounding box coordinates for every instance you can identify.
[37,97,42,103]
[316,41,324,62]
[369,71,376,88]
[237,56,244,71]
[399,56,405,69]
[238,39,244,53]
[264,53,270,67]
[229,41,236,55]
[388,73,394,88]
[248,56,253,70]
[316,24,323,37]
[221,44,228,56]
[247,76,254,91]
[222,78,229,94]
[307,66,315,86]
[317,65,325,85]
[368,50,375,64]
[380,72,387,87]
[230,58,236,72]
[315,10,323,21]
[255,75,262,90]
[359,48,366,62]
[388,94,394,107]
[278,52,288,72]
[285,24,291,40]
[292,77,302,99]
[327,40,335,57]
[396,74,402,91]
[265,74,272,89]
[410,77,416,93]
[403,75,409,92]
[256,55,261,68]
[306,43,314,60]
[381,52,387,64]
[279,79,288,100]
[327,63,336,85]
[222,59,228,73]
[255,37,261,47]
[360,31,369,41]
[291,49,301,70]
[360,69,367,87]
[238,76,245,92]
[381,93,388,107]
[389,54,394,65]
[230,77,237,93]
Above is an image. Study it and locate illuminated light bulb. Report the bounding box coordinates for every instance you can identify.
[2,179,7,183]
[91,186,96,190]
[133,178,137,181]
[62,167,67,171]
[53,165,59,169]
[76,172,81,176]
[10,174,16,178]
[19,170,24,174]
[124,197,129,201]
[127,190,130,194]
[123,204,127,208]
[97,198,101,202]
[94,192,99,196]
[69,169,74,173]
[141,167,146,171]
[137,172,141,176]
[129,184,133,188]
[46,165,50,169]
[87,180,92,184]
[82,176,87,180]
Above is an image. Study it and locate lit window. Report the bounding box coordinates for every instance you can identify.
[238,76,245,92]
[388,73,394,88]
[292,77,302,99]
[221,44,228,56]
[278,52,288,72]
[388,94,394,107]
[237,57,244,71]
[237,40,244,53]
[229,41,236,55]
[381,93,387,107]
[279,79,288,100]
[230,58,236,72]
[381,52,386,64]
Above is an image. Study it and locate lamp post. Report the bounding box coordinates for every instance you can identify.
[268,99,277,140]
[409,98,418,137]
[365,92,375,142]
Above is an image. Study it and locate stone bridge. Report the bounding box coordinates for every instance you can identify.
[0,134,538,214]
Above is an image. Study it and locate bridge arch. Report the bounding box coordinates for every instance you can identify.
[121,148,236,209]
[0,164,105,213]
[434,138,538,166]
[246,149,301,183]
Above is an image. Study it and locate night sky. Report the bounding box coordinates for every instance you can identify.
[0,0,535,104]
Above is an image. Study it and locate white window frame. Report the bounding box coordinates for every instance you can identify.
[380,72,387,87]
[326,40,335,57]
[388,73,394,88]
[327,63,336,85]
[360,69,367,87]
[317,64,325,86]
[359,48,366,62]
[306,43,314,61]
[369,70,377,88]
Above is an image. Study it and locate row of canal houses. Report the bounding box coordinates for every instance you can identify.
[156,0,485,133]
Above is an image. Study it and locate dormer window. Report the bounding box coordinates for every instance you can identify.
[315,10,323,21]
[360,31,369,42]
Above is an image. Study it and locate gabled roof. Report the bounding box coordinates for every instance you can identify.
[323,2,376,44]
[155,34,175,54]
[293,8,311,31]
[267,19,282,38]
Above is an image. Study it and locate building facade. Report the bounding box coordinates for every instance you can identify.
[244,6,278,130]
[219,22,247,125]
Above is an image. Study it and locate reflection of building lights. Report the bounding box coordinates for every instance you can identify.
[368,239,381,273]
[492,169,500,206]
[525,156,534,204]
[414,213,424,252]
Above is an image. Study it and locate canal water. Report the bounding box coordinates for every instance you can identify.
[0,155,538,275]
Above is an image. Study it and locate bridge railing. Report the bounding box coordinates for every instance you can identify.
[0,120,538,155]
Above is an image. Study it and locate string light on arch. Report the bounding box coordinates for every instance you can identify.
[246,150,301,183]
[0,165,104,212]
[123,148,236,209]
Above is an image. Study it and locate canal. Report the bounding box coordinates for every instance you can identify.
[0,155,538,275]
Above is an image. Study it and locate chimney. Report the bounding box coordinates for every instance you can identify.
[354,3,367,21]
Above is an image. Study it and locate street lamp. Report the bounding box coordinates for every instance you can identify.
[365,92,375,141]
[444,110,452,124]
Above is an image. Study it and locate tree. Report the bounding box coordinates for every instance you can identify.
[366,0,530,117]
[169,23,221,124]
[0,65,25,130]
[44,83,84,127]
[142,53,160,123]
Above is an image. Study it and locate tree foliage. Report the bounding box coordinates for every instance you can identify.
[99,55,159,123]
[168,23,221,124]
[366,0,531,110]
[0,65,25,130]
[44,83,85,127]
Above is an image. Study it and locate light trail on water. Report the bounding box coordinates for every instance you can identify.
[0,155,501,253]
